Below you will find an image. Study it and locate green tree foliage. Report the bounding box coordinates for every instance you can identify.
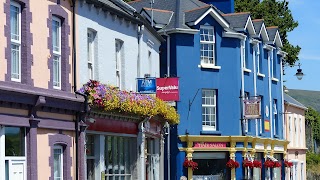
[306,107,320,141]
[235,0,300,66]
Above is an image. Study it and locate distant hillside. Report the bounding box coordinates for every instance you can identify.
[287,89,320,112]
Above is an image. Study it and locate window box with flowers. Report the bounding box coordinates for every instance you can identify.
[284,160,293,168]
[243,159,254,179]
[78,80,180,124]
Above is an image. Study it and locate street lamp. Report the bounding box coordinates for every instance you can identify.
[294,63,304,80]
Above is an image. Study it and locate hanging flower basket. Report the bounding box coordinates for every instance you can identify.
[264,160,275,168]
[243,159,254,168]
[78,80,179,124]
[284,160,293,168]
[183,158,198,171]
[253,160,262,168]
[226,159,240,169]
[273,161,281,168]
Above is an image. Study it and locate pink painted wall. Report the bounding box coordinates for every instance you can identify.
[30,0,73,89]
[0,1,7,81]
[37,128,75,180]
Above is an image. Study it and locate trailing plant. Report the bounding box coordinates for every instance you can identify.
[183,158,198,171]
[79,80,179,124]
[226,159,240,169]
[253,160,262,168]
[284,160,293,168]
[264,160,275,168]
[273,161,281,168]
[243,159,254,168]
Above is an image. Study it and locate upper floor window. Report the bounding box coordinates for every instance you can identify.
[53,145,63,180]
[10,2,21,82]
[256,44,263,74]
[200,26,215,65]
[273,99,278,135]
[202,89,217,131]
[271,51,277,78]
[52,16,61,89]
[241,40,247,69]
[87,30,95,80]
[148,50,152,75]
[115,39,123,89]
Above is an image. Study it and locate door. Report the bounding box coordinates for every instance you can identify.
[6,159,26,180]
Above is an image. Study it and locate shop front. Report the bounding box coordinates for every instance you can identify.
[85,113,166,180]
[179,136,289,180]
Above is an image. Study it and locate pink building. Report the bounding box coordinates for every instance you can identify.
[284,93,307,180]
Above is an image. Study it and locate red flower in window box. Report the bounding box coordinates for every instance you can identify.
[226,159,240,169]
[243,159,254,168]
[273,161,281,168]
[183,158,198,171]
[284,160,293,167]
[253,160,262,168]
[264,160,275,168]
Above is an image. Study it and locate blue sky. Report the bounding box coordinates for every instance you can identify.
[284,0,320,91]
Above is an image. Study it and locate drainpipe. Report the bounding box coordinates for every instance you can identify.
[138,117,152,180]
[137,25,144,78]
[253,43,258,136]
[240,39,246,136]
[268,49,273,138]
[71,1,88,180]
[280,56,285,139]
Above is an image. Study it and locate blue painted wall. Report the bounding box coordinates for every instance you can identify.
[160,11,285,180]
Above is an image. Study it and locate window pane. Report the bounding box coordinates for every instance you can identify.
[10,4,19,41]
[11,44,20,79]
[5,127,25,156]
[54,147,63,180]
[53,55,60,87]
[52,19,60,52]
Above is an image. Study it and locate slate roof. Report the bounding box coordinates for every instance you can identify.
[128,0,222,30]
[284,93,307,110]
[252,19,264,34]
[266,26,279,41]
[141,8,174,26]
[222,12,250,29]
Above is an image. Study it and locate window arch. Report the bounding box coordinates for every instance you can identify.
[49,134,72,180]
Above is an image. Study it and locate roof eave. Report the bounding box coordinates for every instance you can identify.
[245,16,256,36]
[193,8,229,28]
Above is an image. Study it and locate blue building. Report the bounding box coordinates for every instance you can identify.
[130,0,288,179]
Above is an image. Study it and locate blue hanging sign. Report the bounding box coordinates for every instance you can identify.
[136,77,156,94]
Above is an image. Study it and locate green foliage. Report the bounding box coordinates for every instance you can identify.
[306,107,320,141]
[307,151,320,173]
[235,0,300,66]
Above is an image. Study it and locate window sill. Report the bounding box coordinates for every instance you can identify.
[272,77,279,82]
[198,63,221,70]
[200,130,222,135]
[243,68,252,73]
[257,73,265,78]
[11,78,21,82]
[274,134,280,138]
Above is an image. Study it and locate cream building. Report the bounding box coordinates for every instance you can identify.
[284,93,307,180]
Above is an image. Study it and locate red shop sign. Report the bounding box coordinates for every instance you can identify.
[156,77,179,101]
[193,142,227,148]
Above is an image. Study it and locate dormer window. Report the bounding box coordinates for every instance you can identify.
[200,26,215,66]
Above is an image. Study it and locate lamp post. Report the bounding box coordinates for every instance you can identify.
[294,63,304,80]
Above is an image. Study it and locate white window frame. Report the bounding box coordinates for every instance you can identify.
[288,115,292,143]
[10,1,21,82]
[244,92,249,133]
[294,116,298,147]
[202,89,217,131]
[53,145,63,180]
[115,40,122,89]
[200,26,216,66]
[52,16,61,89]
[299,116,302,147]
[87,30,95,80]
[241,40,247,69]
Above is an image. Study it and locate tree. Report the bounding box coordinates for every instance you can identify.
[235,0,300,66]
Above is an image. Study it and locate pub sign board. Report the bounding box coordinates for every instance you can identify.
[244,97,261,119]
